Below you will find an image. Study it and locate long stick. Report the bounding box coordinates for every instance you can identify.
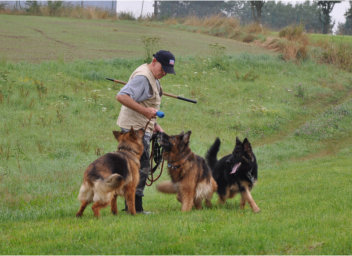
[106,78,197,104]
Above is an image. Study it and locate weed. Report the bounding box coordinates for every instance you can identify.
[35,80,47,99]
[295,84,305,98]
[209,43,227,70]
[77,139,91,153]
[141,36,160,63]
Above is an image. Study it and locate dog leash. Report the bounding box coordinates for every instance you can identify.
[143,118,165,186]
[146,133,165,186]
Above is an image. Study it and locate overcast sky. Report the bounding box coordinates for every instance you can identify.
[116,0,350,32]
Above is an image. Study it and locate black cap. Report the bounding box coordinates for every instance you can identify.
[153,50,176,74]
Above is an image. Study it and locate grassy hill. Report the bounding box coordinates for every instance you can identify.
[0,14,270,63]
[0,15,351,254]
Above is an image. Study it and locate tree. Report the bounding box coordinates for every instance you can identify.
[250,1,265,24]
[153,1,159,18]
[337,1,352,34]
[223,1,252,25]
[317,1,340,34]
[25,1,41,15]
[157,1,226,19]
[260,1,321,32]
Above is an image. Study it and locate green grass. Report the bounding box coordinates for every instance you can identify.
[1,15,352,254]
[309,33,352,44]
[0,14,270,63]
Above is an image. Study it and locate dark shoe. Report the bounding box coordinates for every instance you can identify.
[135,195,144,213]
[122,200,128,211]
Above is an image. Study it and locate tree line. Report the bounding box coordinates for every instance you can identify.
[154,1,352,35]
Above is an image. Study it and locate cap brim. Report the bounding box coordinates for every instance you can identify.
[162,65,176,74]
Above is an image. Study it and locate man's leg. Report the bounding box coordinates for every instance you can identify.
[135,133,151,212]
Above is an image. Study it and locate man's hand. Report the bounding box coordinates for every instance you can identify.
[143,107,158,120]
[154,123,164,133]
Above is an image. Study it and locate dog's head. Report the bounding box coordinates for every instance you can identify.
[228,137,257,178]
[112,127,144,157]
[157,130,191,157]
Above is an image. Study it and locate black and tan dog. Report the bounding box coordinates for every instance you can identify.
[156,131,217,212]
[206,137,260,213]
[76,127,144,217]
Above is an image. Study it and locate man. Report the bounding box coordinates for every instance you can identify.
[116,50,176,213]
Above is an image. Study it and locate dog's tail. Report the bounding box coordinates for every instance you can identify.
[206,137,220,170]
[104,173,124,190]
[156,181,177,194]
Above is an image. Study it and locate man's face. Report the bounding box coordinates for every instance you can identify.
[152,59,167,79]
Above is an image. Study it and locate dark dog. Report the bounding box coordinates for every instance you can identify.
[156,131,217,212]
[206,137,260,213]
[76,127,144,217]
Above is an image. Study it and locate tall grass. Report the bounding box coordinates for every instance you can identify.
[267,25,309,62]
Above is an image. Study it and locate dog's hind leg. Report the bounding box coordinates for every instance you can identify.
[92,201,109,217]
[76,183,93,217]
[76,201,89,217]
[125,186,136,215]
[194,198,203,210]
[111,194,118,215]
[241,186,260,213]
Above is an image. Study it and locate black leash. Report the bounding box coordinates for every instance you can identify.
[146,132,165,186]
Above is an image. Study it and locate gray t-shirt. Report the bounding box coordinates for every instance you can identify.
[118,75,160,102]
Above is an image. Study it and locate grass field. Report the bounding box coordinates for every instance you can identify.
[0,15,352,254]
[0,14,270,63]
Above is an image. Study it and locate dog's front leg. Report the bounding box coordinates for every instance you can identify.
[179,188,194,212]
[241,186,260,213]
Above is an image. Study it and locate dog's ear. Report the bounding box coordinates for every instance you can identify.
[130,126,137,138]
[243,138,255,160]
[113,131,122,141]
[137,128,145,138]
[243,138,252,152]
[183,130,192,144]
[236,137,242,145]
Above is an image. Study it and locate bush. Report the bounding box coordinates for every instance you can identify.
[141,36,160,63]
[118,11,135,21]
[319,42,352,72]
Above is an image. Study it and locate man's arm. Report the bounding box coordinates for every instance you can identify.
[116,94,157,120]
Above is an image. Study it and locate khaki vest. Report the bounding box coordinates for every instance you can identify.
[117,64,161,133]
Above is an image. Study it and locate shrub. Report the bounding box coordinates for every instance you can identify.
[244,23,264,34]
[319,42,352,72]
[141,36,160,63]
[118,11,135,21]
[243,34,256,43]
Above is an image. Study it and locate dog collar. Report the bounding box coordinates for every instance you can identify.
[117,145,140,159]
[167,163,180,170]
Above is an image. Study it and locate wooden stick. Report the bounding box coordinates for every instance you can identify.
[106,78,197,104]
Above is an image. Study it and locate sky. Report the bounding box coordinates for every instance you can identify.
[116,0,351,32]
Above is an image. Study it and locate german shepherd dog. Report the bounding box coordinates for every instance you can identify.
[156,131,217,212]
[76,127,144,217]
[206,137,260,213]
